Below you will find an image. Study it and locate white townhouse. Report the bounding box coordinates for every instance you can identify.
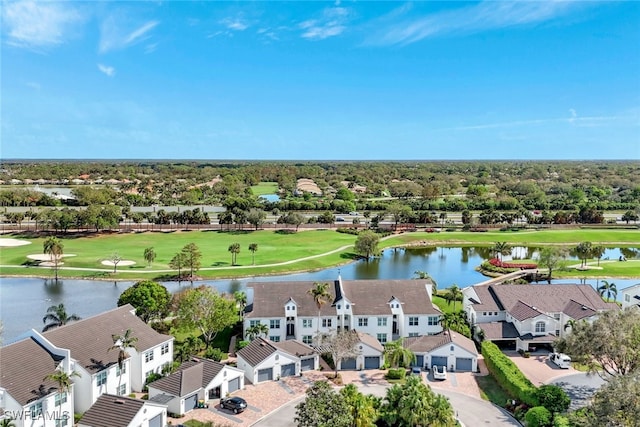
[39,304,174,412]
[463,283,619,351]
[403,330,479,372]
[621,283,640,310]
[244,276,442,346]
[0,337,75,427]
[236,338,319,383]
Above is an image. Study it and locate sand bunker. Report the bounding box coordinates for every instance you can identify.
[0,238,32,247]
[101,260,136,266]
[27,254,76,261]
[40,261,64,267]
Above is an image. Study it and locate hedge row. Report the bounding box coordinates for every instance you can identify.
[481,341,539,406]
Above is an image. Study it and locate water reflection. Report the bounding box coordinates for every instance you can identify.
[43,279,64,297]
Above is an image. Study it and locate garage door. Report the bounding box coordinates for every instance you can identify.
[413,355,424,368]
[431,356,448,368]
[228,377,241,393]
[149,414,162,427]
[281,363,296,377]
[341,358,357,370]
[257,368,273,382]
[456,357,473,371]
[301,358,315,371]
[185,393,198,411]
[364,356,380,369]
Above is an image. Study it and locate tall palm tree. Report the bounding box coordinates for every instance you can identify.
[445,284,463,311]
[384,339,416,368]
[234,291,247,320]
[43,236,64,280]
[598,280,617,302]
[492,241,511,263]
[246,323,269,340]
[413,270,437,295]
[109,328,138,394]
[44,367,79,422]
[228,242,241,266]
[248,243,258,265]
[308,282,331,344]
[42,303,81,332]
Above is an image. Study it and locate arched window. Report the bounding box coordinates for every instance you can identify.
[535,321,546,333]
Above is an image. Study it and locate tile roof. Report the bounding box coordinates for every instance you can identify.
[236,338,278,366]
[148,358,226,397]
[479,322,520,340]
[509,301,549,321]
[78,394,146,427]
[44,304,172,374]
[403,330,477,356]
[246,279,438,318]
[0,337,64,406]
[563,300,598,320]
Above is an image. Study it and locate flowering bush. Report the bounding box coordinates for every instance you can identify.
[489,258,537,269]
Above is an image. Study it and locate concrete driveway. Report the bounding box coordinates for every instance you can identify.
[550,373,606,410]
[505,350,577,385]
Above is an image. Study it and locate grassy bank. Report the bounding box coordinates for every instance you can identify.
[1,228,638,280]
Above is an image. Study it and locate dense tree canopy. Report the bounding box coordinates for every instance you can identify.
[117,280,171,323]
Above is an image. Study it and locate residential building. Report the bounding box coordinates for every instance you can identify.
[339,331,385,370]
[236,338,318,383]
[403,330,478,372]
[147,357,244,416]
[463,283,618,351]
[0,337,74,427]
[621,283,640,310]
[77,394,166,427]
[244,277,442,345]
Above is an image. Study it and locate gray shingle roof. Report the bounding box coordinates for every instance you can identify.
[403,331,477,356]
[148,358,225,397]
[509,301,549,321]
[356,331,384,353]
[78,394,145,427]
[271,340,316,357]
[44,304,172,374]
[563,300,598,320]
[237,338,278,366]
[479,322,520,340]
[246,279,438,318]
[0,337,63,406]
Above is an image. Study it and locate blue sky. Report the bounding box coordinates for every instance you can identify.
[2,1,639,160]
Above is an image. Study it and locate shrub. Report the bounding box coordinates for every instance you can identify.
[204,347,224,361]
[236,340,250,351]
[525,406,552,427]
[552,415,570,427]
[481,341,539,406]
[386,368,406,380]
[128,393,136,398]
[536,385,570,414]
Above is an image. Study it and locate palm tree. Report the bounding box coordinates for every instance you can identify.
[597,280,617,302]
[445,284,463,311]
[308,282,331,344]
[228,242,241,266]
[248,243,258,265]
[44,367,79,421]
[384,339,416,368]
[109,328,138,394]
[438,313,459,330]
[42,303,81,332]
[143,247,156,267]
[564,319,577,332]
[234,291,247,320]
[413,270,437,295]
[0,418,17,427]
[43,236,64,280]
[592,245,605,266]
[246,323,269,340]
[575,241,593,268]
[492,241,511,263]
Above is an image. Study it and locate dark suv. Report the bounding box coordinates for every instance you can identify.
[220,396,248,414]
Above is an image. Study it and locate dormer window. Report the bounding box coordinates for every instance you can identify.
[346,304,350,309]
[337,304,341,309]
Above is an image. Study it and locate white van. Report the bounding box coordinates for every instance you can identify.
[549,352,571,369]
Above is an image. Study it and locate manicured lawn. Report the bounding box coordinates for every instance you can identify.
[250,181,279,195]
[476,374,512,407]
[432,294,461,314]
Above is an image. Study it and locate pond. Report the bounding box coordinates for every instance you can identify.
[1,246,637,343]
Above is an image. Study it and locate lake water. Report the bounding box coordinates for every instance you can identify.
[1,246,637,343]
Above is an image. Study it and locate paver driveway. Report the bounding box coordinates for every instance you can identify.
[505,350,577,385]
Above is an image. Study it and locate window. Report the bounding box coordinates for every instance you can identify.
[409,317,419,326]
[30,402,43,417]
[145,350,154,363]
[161,343,170,355]
[344,314,350,322]
[116,363,126,376]
[322,319,332,328]
[555,329,560,337]
[427,316,439,326]
[625,294,630,302]
[494,312,498,316]
[337,304,341,309]
[250,320,260,327]
[118,383,127,396]
[483,312,487,316]
[377,317,387,327]
[96,371,107,386]
[376,333,388,344]
[270,319,281,329]
[408,332,419,337]
[303,319,313,328]
[269,336,280,342]
[535,321,546,333]
[358,318,368,327]
[450,345,454,351]
[55,392,67,406]
[302,335,313,345]
[55,418,68,427]
[346,304,350,309]
[553,313,561,321]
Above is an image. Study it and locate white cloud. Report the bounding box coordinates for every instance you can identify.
[99,17,159,53]
[221,17,249,31]
[98,64,115,77]
[439,114,630,132]
[299,6,351,40]
[2,0,83,49]
[25,81,41,90]
[367,0,587,46]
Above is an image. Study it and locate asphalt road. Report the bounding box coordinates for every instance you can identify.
[550,372,606,411]
[253,380,520,427]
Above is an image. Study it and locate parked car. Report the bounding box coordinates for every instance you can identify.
[432,365,447,380]
[335,217,346,222]
[411,366,422,375]
[220,396,248,414]
[549,352,571,369]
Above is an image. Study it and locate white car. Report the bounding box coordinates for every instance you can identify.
[432,365,447,380]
